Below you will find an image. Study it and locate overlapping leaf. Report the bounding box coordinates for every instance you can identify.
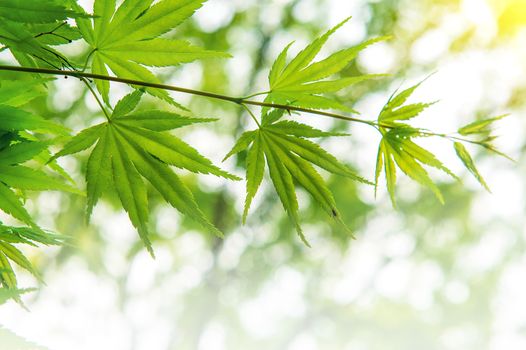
[0,2,84,68]
[0,0,85,24]
[73,0,229,105]
[0,78,52,106]
[53,91,240,255]
[225,109,370,244]
[0,20,66,68]
[0,98,77,228]
[265,17,387,113]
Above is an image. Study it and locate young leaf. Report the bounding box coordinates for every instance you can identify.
[382,141,397,206]
[85,126,112,220]
[2,225,65,246]
[458,115,508,136]
[269,42,294,87]
[454,142,490,191]
[375,82,455,206]
[268,134,370,183]
[0,134,79,226]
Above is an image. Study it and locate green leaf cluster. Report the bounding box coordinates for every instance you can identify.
[452,114,510,191]
[375,83,509,205]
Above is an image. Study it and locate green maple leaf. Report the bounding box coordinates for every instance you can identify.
[73,0,230,106]
[375,83,458,206]
[53,91,240,255]
[225,109,371,245]
[265,17,387,113]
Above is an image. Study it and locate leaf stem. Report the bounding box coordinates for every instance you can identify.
[81,77,111,121]
[242,91,271,100]
[241,103,261,127]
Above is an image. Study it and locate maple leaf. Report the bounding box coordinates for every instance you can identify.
[72,0,230,106]
[225,109,370,245]
[53,91,240,255]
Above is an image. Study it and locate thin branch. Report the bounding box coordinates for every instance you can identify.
[0,65,375,127]
[1,64,497,153]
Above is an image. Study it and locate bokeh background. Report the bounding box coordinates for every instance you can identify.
[1,0,526,349]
